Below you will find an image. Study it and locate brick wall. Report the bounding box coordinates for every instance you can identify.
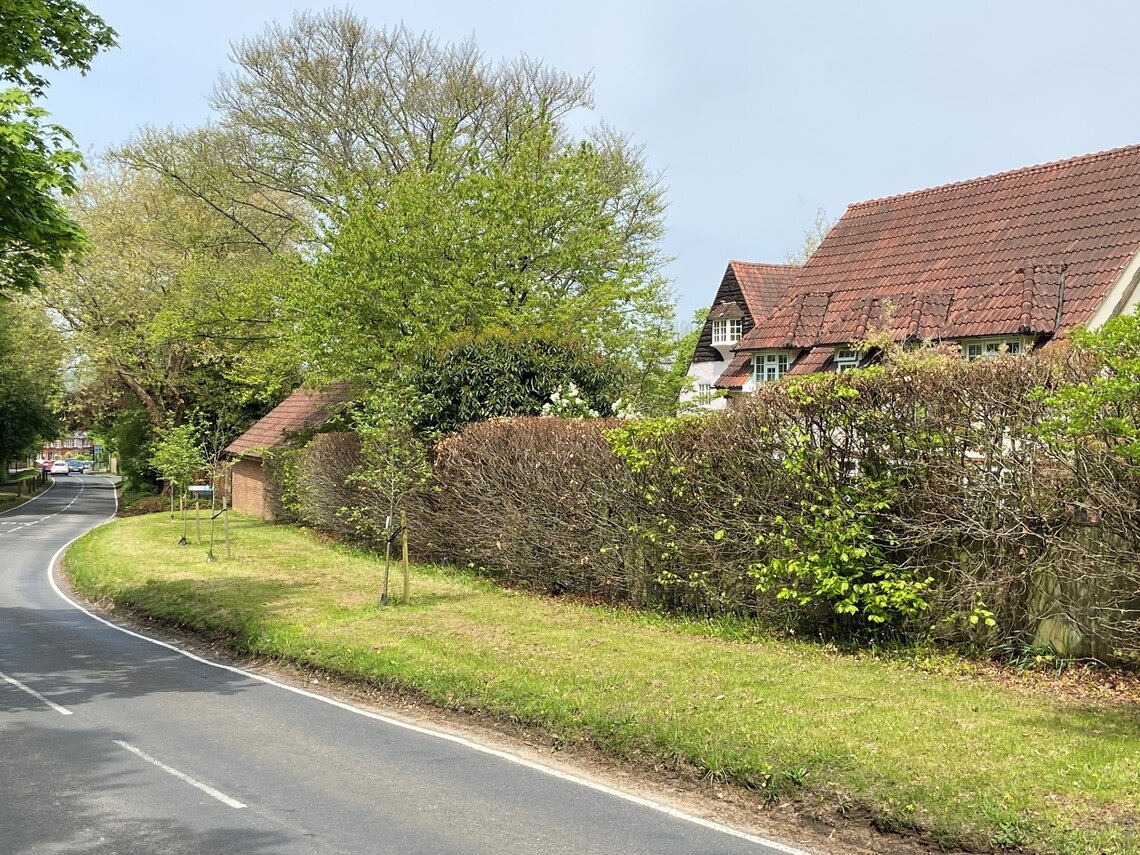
[230,457,269,520]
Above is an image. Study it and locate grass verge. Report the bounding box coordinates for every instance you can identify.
[64,512,1140,854]
[0,469,48,511]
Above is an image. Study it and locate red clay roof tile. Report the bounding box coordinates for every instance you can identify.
[225,384,352,460]
[733,144,1140,369]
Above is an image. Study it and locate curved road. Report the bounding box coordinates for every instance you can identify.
[1,474,807,854]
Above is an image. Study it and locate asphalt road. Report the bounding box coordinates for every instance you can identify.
[1,474,808,854]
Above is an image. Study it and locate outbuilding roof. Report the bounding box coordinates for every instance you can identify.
[225,384,352,460]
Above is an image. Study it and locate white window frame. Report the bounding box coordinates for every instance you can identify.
[711,317,743,346]
[696,382,714,402]
[752,350,794,385]
[962,337,1026,361]
[834,348,861,373]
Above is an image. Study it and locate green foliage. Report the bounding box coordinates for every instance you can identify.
[0,0,116,96]
[149,420,207,491]
[0,299,63,465]
[1036,315,1140,462]
[0,1,115,295]
[406,327,622,437]
[293,111,672,388]
[106,404,158,488]
[750,452,931,628]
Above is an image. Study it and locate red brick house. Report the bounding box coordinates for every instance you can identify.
[225,385,351,519]
[691,144,1140,397]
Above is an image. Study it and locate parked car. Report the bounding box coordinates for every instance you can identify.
[50,460,70,475]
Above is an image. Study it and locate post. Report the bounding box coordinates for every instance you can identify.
[195,496,201,545]
[401,509,409,602]
[223,494,231,559]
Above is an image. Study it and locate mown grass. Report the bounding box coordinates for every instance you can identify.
[64,512,1140,854]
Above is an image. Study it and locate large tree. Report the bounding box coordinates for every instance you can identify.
[0,1,116,295]
[41,163,300,439]
[117,11,679,410]
[0,297,64,472]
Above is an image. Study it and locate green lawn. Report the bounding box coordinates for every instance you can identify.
[64,512,1140,854]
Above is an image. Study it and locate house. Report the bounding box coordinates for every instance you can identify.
[691,144,1140,398]
[225,385,351,519]
[682,261,799,409]
[40,431,94,462]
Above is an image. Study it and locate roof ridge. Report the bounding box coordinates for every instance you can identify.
[729,260,802,271]
[848,142,1140,211]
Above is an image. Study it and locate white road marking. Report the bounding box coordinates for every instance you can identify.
[0,669,73,715]
[48,527,811,855]
[0,475,55,518]
[0,476,81,537]
[113,740,247,809]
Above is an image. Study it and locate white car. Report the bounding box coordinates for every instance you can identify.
[50,460,70,476]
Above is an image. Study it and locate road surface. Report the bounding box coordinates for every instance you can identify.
[1,474,808,854]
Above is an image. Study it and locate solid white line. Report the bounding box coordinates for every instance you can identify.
[47,483,809,854]
[0,475,55,517]
[0,669,73,715]
[113,740,247,809]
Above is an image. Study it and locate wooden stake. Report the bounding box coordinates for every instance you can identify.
[401,509,409,602]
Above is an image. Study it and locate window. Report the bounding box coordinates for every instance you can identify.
[834,348,860,373]
[697,383,713,402]
[711,318,743,345]
[964,338,1024,360]
[753,351,791,384]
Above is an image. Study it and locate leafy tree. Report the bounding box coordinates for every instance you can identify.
[118,12,676,409]
[0,1,115,295]
[1037,315,1140,463]
[404,327,623,437]
[785,207,835,266]
[41,163,299,433]
[0,299,63,473]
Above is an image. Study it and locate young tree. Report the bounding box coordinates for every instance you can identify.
[0,1,116,295]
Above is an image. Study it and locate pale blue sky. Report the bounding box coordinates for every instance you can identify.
[42,1,1140,324]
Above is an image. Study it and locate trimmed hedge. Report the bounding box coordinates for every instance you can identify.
[285,344,1140,661]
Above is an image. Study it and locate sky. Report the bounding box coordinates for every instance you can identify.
[41,0,1140,325]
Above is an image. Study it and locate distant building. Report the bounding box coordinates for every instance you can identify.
[40,432,94,461]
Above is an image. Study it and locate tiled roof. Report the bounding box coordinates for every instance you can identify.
[225,384,352,460]
[714,352,753,390]
[787,347,834,376]
[736,144,1140,357]
[730,261,799,319]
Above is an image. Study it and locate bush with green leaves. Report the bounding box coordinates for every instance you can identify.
[405,327,622,437]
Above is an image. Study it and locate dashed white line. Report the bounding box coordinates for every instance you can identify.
[0,669,73,715]
[113,740,247,809]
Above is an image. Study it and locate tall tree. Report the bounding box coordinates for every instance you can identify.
[0,1,116,295]
[117,11,677,409]
[0,298,64,471]
[41,163,300,436]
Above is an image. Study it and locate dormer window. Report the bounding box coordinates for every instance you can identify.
[752,350,793,384]
[963,338,1024,360]
[834,348,861,373]
[712,318,743,346]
